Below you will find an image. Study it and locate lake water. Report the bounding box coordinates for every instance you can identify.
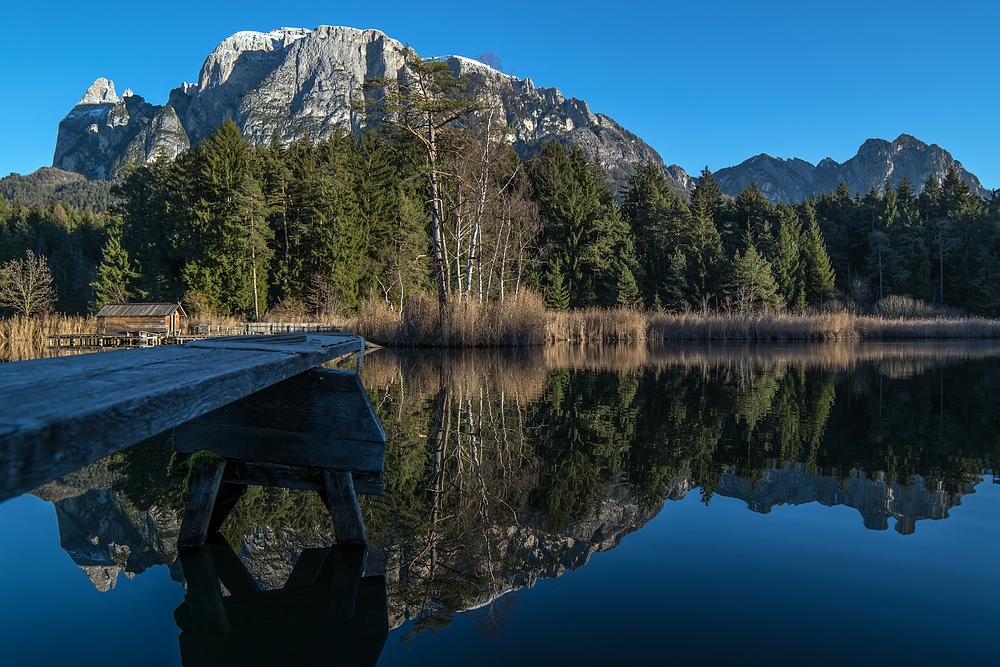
[1,341,998,665]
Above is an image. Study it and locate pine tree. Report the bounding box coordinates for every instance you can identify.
[800,203,836,306]
[90,221,139,311]
[687,197,724,308]
[730,242,782,312]
[773,204,806,309]
[545,260,570,311]
[530,142,623,308]
[360,48,479,308]
[662,248,689,310]
[734,182,776,259]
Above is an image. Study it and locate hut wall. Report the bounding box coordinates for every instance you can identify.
[101,315,172,335]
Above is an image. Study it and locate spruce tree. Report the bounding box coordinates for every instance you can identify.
[90,222,138,311]
[800,203,836,306]
[545,260,570,311]
[730,243,782,312]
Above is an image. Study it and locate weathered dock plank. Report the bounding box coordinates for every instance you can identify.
[0,332,364,501]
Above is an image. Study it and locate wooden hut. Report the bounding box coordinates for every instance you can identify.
[96,302,187,336]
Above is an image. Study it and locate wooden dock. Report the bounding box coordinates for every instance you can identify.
[0,332,367,501]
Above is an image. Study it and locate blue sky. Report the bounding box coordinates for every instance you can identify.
[3,0,997,188]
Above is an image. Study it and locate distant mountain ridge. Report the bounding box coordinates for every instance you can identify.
[52,26,690,194]
[713,134,987,201]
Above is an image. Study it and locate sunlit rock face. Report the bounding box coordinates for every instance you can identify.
[53,26,691,193]
[713,134,986,202]
[53,81,189,180]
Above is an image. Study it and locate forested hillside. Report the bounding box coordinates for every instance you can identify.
[0,168,112,214]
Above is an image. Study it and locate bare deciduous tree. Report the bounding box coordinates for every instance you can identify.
[0,250,57,315]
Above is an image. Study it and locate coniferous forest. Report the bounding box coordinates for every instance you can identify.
[2,57,1000,323]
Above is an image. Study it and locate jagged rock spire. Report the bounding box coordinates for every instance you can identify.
[78,78,119,106]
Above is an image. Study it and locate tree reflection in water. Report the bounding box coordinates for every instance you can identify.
[37,341,1000,641]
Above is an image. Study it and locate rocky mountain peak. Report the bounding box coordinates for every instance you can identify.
[79,78,118,106]
[52,25,689,194]
[891,133,923,150]
[195,26,313,91]
[714,134,985,202]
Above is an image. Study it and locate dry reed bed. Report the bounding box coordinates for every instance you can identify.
[355,296,1000,346]
[354,290,548,347]
[565,310,1000,343]
[0,314,94,341]
[5,296,1000,352]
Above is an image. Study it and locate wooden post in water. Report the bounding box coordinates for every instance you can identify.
[178,459,227,548]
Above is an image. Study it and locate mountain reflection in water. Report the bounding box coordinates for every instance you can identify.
[9,341,1000,665]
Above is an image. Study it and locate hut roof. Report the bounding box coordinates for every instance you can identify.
[96,302,187,318]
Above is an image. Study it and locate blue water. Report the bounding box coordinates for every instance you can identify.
[0,494,184,666]
[2,480,996,666]
[375,483,999,666]
[1,344,998,666]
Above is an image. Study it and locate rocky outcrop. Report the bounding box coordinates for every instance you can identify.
[52,26,689,193]
[377,474,691,628]
[167,26,399,147]
[444,56,684,194]
[714,134,986,202]
[52,81,188,180]
[234,525,334,590]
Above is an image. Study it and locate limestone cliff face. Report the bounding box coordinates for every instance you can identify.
[167,26,402,147]
[713,134,986,202]
[53,79,189,180]
[53,26,689,193]
[444,56,686,194]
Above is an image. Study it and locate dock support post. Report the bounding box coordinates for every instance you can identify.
[178,545,231,635]
[179,459,226,547]
[322,471,366,544]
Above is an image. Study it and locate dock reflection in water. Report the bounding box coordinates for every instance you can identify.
[3,341,999,666]
[176,539,387,667]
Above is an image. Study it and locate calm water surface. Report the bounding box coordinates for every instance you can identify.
[1,341,998,665]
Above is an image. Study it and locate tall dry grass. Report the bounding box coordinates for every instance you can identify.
[647,310,1000,341]
[0,314,97,362]
[354,290,548,347]
[545,306,648,343]
[0,314,94,341]
[648,310,859,340]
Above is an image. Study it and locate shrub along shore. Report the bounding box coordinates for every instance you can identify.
[4,292,1000,349]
